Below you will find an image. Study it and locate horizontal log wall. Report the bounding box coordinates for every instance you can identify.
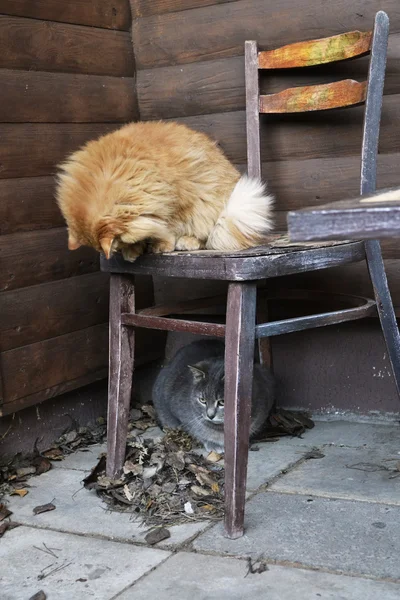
[0,1,147,416]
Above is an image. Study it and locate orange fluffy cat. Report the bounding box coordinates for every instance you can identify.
[56,121,274,261]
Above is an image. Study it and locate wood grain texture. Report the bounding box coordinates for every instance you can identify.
[1,324,109,403]
[0,123,117,178]
[258,31,372,69]
[129,0,234,18]
[288,197,400,242]
[101,241,366,281]
[0,272,109,352]
[224,282,256,538]
[122,313,226,336]
[132,0,400,68]
[0,0,131,30]
[0,228,99,292]
[0,177,63,235]
[0,370,107,416]
[259,80,367,113]
[169,93,400,164]
[273,210,400,260]
[245,41,261,178]
[0,15,134,76]
[136,34,400,119]
[0,70,137,123]
[107,275,136,477]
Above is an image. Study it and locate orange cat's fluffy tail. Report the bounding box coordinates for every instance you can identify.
[206,176,274,251]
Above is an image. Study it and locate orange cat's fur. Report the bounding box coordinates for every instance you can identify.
[56,121,274,261]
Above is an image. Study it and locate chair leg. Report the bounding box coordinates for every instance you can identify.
[106,274,136,478]
[365,240,400,398]
[256,296,273,370]
[224,282,257,539]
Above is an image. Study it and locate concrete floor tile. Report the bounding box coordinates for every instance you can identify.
[193,491,400,579]
[6,467,207,548]
[246,444,309,490]
[116,552,400,600]
[52,444,106,471]
[0,526,169,600]
[270,446,400,504]
[280,420,400,450]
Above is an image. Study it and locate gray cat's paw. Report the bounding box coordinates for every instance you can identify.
[203,442,224,454]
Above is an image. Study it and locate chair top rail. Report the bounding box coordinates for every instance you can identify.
[258,30,372,70]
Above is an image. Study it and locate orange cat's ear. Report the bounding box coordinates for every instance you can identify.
[68,233,81,251]
[100,235,115,260]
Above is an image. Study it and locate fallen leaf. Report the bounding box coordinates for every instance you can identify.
[33,457,52,475]
[123,484,134,502]
[123,461,143,476]
[130,408,143,421]
[191,485,211,497]
[144,527,170,545]
[64,430,78,444]
[82,455,106,489]
[184,501,194,514]
[10,489,28,497]
[201,504,215,512]
[195,471,216,488]
[166,450,186,471]
[0,522,9,537]
[304,449,325,460]
[0,504,12,522]
[141,405,156,419]
[207,451,222,463]
[211,482,220,493]
[33,502,56,515]
[16,466,36,478]
[42,448,64,461]
[142,465,158,479]
[29,591,47,600]
[245,557,269,577]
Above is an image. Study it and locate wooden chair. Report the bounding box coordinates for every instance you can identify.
[101,11,400,539]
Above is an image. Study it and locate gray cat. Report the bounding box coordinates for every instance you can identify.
[152,339,275,453]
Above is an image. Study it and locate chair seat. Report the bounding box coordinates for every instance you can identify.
[101,234,365,281]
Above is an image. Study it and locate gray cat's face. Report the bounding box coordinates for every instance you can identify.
[188,362,225,425]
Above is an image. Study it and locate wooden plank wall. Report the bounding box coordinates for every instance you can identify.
[130,0,400,308]
[0,0,139,416]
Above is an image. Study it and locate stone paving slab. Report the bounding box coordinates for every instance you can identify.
[193,491,400,579]
[6,467,207,548]
[52,444,106,471]
[245,444,308,490]
[0,526,169,600]
[270,445,400,505]
[117,552,400,600]
[279,420,400,450]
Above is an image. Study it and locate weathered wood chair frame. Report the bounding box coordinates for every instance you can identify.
[101,11,400,539]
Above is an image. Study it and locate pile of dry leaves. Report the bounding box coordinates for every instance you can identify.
[84,427,225,527]
[82,406,315,528]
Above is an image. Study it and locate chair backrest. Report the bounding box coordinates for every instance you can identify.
[245,11,389,202]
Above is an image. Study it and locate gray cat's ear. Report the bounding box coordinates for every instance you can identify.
[188,365,206,383]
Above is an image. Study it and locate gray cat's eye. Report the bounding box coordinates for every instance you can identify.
[199,398,207,404]
[218,399,224,406]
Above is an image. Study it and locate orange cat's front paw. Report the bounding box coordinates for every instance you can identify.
[148,238,175,254]
[175,236,204,251]
[120,241,146,262]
